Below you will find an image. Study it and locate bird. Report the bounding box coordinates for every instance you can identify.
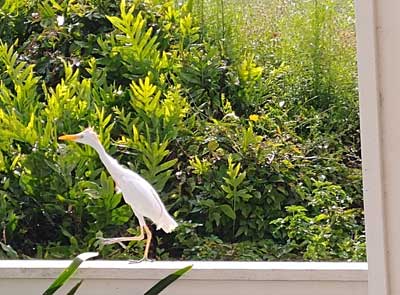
[58,127,178,261]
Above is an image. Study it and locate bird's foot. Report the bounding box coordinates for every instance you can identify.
[99,238,127,249]
[129,257,154,263]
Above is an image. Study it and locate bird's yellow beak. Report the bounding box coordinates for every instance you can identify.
[58,134,79,141]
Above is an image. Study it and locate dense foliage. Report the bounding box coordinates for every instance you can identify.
[0,0,364,261]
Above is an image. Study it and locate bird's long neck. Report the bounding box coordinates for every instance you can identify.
[89,139,121,177]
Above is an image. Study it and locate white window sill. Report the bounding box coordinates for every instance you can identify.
[0,260,367,295]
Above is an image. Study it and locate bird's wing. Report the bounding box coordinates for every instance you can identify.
[118,171,165,222]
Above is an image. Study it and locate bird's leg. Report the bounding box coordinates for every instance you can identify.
[129,225,153,263]
[101,226,144,246]
[143,225,152,260]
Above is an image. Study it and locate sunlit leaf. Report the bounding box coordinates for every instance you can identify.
[43,252,98,295]
[144,265,192,295]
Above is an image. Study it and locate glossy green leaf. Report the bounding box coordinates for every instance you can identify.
[219,204,236,220]
[42,252,98,295]
[66,280,83,295]
[144,265,192,295]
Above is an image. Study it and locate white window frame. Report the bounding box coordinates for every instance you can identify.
[1,1,393,294]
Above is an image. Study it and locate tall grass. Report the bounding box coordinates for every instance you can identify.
[188,0,364,260]
[192,0,359,156]
[0,0,364,261]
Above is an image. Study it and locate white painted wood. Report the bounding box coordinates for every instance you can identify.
[0,261,367,295]
[355,0,400,294]
[354,1,389,295]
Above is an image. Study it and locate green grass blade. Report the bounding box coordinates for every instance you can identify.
[186,0,193,12]
[144,265,192,295]
[42,252,98,295]
[66,280,83,295]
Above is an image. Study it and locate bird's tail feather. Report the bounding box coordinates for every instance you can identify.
[156,213,178,233]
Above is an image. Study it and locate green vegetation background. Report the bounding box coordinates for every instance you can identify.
[0,0,365,261]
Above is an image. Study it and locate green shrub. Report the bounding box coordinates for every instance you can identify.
[271,181,365,261]
[0,0,364,261]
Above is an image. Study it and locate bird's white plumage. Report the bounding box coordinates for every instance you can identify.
[58,128,178,234]
[117,168,177,232]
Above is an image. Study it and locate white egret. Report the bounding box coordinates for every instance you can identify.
[59,127,178,261]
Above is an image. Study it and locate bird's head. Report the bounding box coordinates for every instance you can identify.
[58,127,99,146]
